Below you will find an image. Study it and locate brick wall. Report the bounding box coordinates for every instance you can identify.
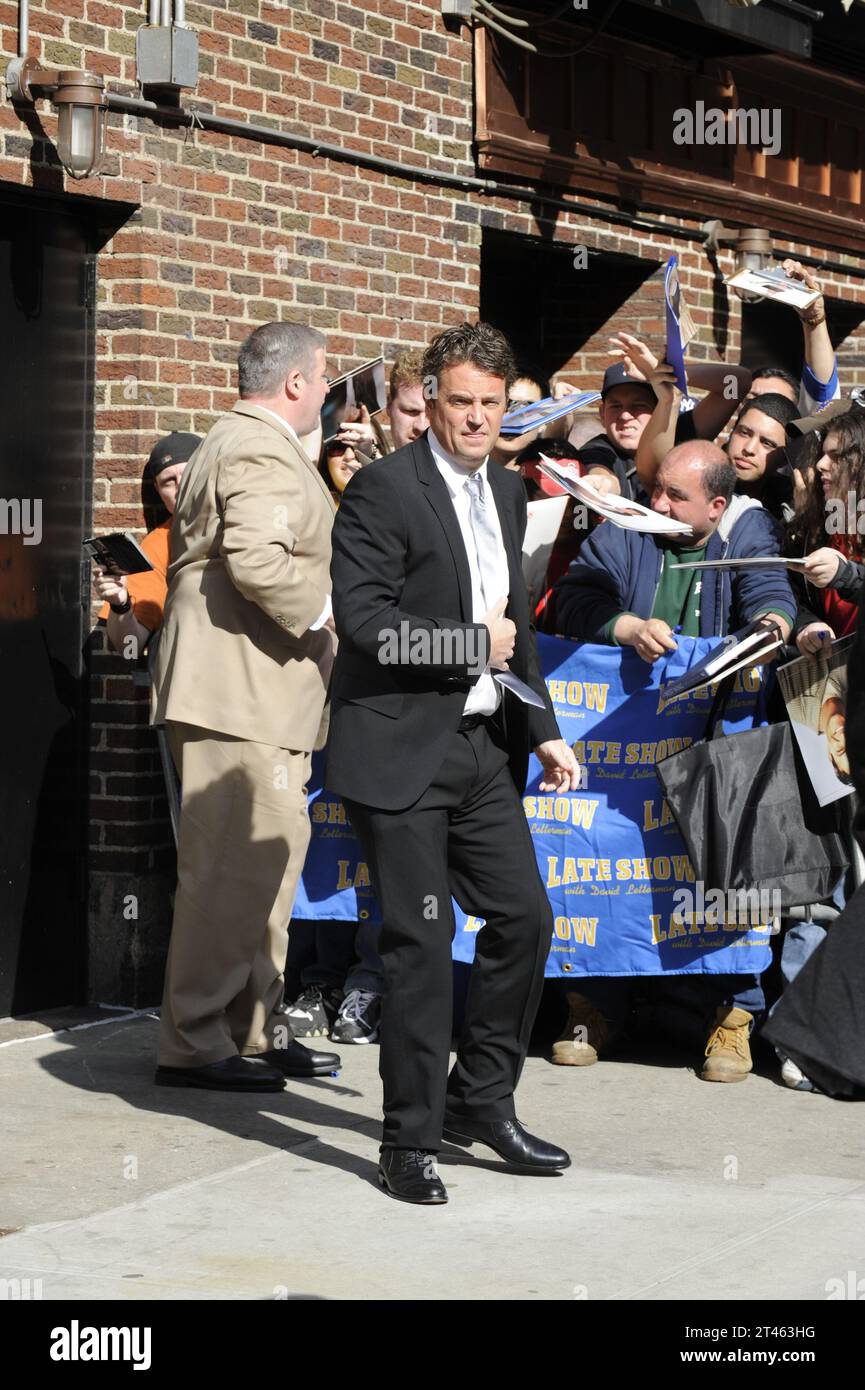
[2,0,864,1001]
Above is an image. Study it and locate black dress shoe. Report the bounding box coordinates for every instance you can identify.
[155,1056,286,1092]
[259,1038,340,1077]
[442,1115,570,1170]
[378,1148,448,1205]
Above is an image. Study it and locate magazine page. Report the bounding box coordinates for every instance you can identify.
[777,636,856,806]
[660,619,783,702]
[320,357,387,442]
[664,254,693,396]
[725,266,821,311]
[499,390,601,436]
[669,556,809,573]
[522,495,569,608]
[537,458,693,536]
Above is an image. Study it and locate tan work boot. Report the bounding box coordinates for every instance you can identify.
[551,992,615,1066]
[701,1006,753,1083]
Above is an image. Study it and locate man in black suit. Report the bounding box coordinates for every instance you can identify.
[326,322,581,1204]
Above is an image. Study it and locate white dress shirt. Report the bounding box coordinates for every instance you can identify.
[246,403,301,444]
[240,402,332,632]
[427,429,510,716]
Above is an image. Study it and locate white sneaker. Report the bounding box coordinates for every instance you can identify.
[780,1055,819,1092]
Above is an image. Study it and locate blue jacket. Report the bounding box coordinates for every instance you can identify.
[554,496,797,641]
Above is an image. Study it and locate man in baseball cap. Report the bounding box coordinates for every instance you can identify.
[572,364,660,501]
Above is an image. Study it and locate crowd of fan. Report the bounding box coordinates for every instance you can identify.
[94,252,865,1091]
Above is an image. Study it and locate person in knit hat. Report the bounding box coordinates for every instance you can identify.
[94,431,201,656]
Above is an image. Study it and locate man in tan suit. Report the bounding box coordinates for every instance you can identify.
[151,321,341,1091]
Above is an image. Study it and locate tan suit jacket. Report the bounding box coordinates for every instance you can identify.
[151,401,337,750]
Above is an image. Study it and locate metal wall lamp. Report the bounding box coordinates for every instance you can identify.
[5,59,107,179]
[702,221,774,302]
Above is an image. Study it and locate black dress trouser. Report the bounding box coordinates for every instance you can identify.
[344,717,553,1151]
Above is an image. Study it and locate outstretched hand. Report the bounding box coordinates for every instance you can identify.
[608,332,658,382]
[535,739,583,793]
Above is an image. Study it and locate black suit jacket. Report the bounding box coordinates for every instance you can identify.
[324,434,561,811]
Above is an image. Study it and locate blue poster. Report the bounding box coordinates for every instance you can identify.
[293,637,774,979]
[664,253,689,397]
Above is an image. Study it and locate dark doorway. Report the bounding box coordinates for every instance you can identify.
[0,186,130,1016]
[480,225,660,379]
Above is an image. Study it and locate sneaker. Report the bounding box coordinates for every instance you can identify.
[331,989,381,1044]
[551,991,617,1066]
[780,1055,820,1092]
[701,1006,753,1083]
[281,985,341,1038]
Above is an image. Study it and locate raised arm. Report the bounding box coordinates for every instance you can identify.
[633,362,681,491]
[782,258,837,402]
[611,330,753,464]
[687,361,753,440]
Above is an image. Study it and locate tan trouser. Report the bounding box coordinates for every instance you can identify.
[157,722,312,1068]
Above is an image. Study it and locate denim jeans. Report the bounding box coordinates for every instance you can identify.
[770,872,848,1020]
[776,921,828,999]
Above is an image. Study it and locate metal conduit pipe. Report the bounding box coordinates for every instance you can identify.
[102,92,865,280]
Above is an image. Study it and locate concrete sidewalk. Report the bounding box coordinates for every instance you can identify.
[2,1008,864,1301]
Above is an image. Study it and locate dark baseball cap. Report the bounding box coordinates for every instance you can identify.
[144,431,202,480]
[600,363,657,401]
[787,396,865,438]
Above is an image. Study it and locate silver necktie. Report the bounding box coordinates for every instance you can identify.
[465,471,501,609]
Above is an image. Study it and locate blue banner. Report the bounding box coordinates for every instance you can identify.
[293,637,774,979]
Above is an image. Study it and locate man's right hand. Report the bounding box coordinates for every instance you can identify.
[582,469,621,499]
[615,614,678,663]
[484,595,516,670]
[93,564,129,608]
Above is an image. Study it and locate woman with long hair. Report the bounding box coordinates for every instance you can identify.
[786,410,865,659]
[318,437,363,504]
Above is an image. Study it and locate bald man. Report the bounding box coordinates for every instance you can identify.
[554,440,794,658]
[551,440,795,1084]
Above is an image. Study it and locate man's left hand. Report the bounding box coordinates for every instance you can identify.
[608,331,658,382]
[535,739,583,792]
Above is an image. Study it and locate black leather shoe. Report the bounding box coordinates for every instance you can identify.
[378,1148,448,1205]
[155,1056,286,1092]
[259,1039,340,1077]
[442,1115,570,1170]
